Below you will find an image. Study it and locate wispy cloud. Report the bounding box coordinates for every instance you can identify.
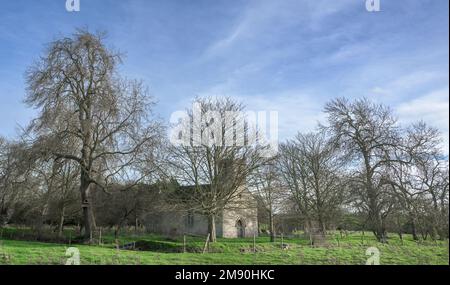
[203,0,358,59]
[0,0,448,150]
[398,87,449,152]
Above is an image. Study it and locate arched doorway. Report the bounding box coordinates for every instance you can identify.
[236,219,246,238]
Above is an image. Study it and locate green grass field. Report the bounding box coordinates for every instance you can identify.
[0,227,448,265]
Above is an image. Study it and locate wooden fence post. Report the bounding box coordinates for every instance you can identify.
[253,234,256,253]
[99,228,102,246]
[202,234,210,254]
[183,235,186,253]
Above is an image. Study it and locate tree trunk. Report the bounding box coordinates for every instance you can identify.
[0,204,10,227]
[36,211,45,240]
[114,225,121,239]
[363,153,387,243]
[368,200,387,243]
[90,204,97,231]
[208,214,217,243]
[80,173,92,242]
[317,214,326,237]
[372,227,387,243]
[370,217,385,242]
[304,218,314,236]
[410,217,418,241]
[58,205,65,238]
[269,210,275,242]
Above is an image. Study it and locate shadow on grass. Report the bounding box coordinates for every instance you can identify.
[128,240,203,253]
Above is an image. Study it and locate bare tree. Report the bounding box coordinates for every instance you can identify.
[386,122,449,240]
[0,139,31,227]
[278,131,345,237]
[278,141,313,232]
[166,97,269,242]
[24,30,163,241]
[324,98,400,242]
[387,158,422,240]
[250,162,285,242]
[407,123,449,239]
[28,158,59,237]
[93,183,161,238]
[50,159,79,238]
[387,122,439,239]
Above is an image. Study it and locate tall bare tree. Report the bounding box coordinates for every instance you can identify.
[324,98,399,242]
[386,122,447,240]
[278,131,345,236]
[24,30,162,241]
[166,97,268,242]
[278,141,313,232]
[251,162,285,242]
[406,123,449,239]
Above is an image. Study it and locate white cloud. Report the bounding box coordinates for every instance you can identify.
[366,70,448,102]
[232,91,327,142]
[370,86,389,95]
[397,88,449,153]
[390,71,446,91]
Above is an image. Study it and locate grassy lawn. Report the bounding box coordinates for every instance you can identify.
[0,227,448,265]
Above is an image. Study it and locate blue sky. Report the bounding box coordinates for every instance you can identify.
[0,0,448,148]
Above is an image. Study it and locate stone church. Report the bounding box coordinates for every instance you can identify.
[144,186,258,238]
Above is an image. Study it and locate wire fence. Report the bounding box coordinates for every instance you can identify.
[1,225,448,265]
